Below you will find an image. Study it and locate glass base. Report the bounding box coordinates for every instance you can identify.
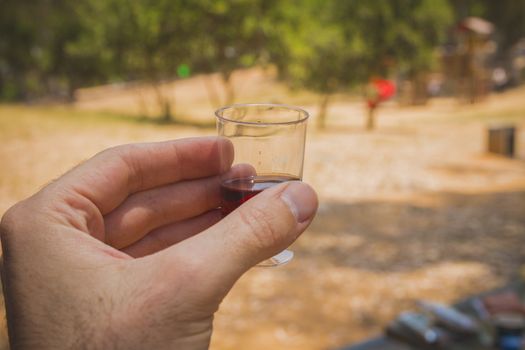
[257,249,294,267]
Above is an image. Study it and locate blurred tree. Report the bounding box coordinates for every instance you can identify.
[0,0,195,121]
[80,0,196,121]
[348,0,453,128]
[190,0,276,107]
[265,0,358,129]
[271,0,453,130]
[0,0,112,101]
[44,1,111,101]
[0,0,453,112]
[481,0,525,56]
[0,0,39,100]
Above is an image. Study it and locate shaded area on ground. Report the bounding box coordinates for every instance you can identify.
[212,189,525,350]
[303,190,525,274]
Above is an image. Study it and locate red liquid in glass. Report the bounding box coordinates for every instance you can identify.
[220,175,300,215]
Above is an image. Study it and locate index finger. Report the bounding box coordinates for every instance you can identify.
[58,137,233,214]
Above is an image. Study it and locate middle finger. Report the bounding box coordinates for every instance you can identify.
[104,175,221,249]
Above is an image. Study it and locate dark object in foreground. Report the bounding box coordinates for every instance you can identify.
[339,282,525,350]
[385,302,481,349]
[220,175,300,215]
[487,125,516,157]
[386,312,451,348]
[417,301,479,335]
[493,314,525,350]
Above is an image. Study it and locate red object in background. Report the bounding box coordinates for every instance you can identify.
[366,78,396,109]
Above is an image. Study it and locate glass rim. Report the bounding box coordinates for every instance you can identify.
[215,103,309,126]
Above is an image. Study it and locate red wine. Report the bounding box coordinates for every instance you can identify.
[220,175,300,215]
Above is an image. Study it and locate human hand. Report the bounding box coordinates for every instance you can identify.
[0,137,318,349]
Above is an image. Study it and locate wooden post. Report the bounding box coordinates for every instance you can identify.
[487,126,516,157]
[366,107,376,131]
[317,93,330,130]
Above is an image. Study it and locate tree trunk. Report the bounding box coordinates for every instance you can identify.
[163,84,176,123]
[222,71,235,105]
[203,75,221,109]
[152,81,174,123]
[366,107,376,130]
[411,73,429,105]
[66,77,77,103]
[317,93,331,130]
[161,101,172,123]
[135,88,150,118]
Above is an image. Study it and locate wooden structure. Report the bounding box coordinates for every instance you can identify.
[442,17,495,104]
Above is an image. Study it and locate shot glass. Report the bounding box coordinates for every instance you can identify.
[215,103,309,267]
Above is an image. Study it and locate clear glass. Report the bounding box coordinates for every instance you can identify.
[216,103,309,267]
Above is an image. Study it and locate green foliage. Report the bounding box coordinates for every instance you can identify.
[1,0,524,105]
[0,0,113,100]
[187,0,279,104]
[276,1,357,93]
[76,0,195,81]
[0,1,56,99]
[273,0,454,95]
[262,0,454,129]
[190,0,270,76]
[483,0,525,54]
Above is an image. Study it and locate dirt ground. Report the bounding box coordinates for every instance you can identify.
[1,70,525,349]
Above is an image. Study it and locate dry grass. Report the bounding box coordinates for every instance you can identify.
[1,72,525,349]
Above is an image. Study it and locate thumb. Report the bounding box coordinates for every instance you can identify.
[216,181,318,267]
[160,181,318,292]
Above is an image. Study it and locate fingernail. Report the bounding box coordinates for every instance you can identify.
[281,182,318,223]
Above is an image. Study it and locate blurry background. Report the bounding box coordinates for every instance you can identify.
[1,0,525,349]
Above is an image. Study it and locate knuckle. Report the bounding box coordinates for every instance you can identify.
[104,143,134,155]
[237,205,281,249]
[99,144,137,166]
[0,201,28,243]
[1,201,24,226]
[96,144,127,160]
[105,144,146,191]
